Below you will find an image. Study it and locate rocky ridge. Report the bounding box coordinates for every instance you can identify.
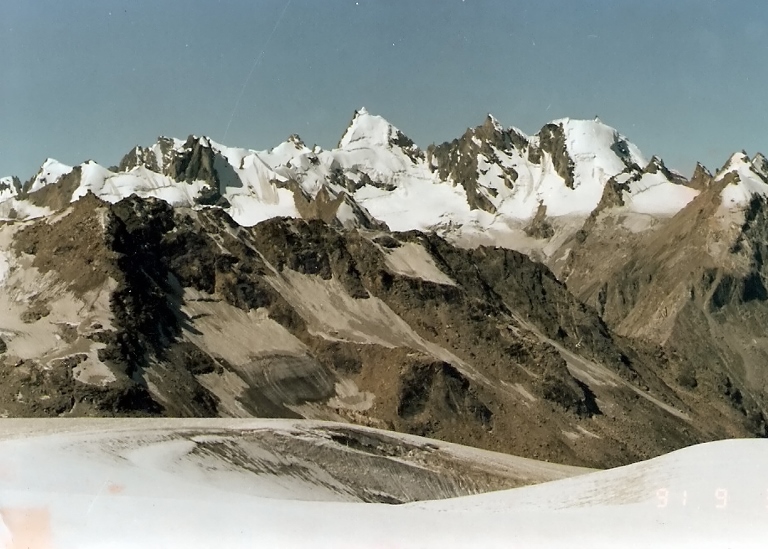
[1,109,767,468]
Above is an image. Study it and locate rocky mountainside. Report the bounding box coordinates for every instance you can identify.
[555,152,768,437]
[1,108,766,468]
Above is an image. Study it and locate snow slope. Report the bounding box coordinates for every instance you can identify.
[716,152,768,208]
[623,171,699,216]
[469,117,648,220]
[69,162,210,207]
[0,178,17,202]
[504,117,647,219]
[0,420,764,548]
[28,158,73,193]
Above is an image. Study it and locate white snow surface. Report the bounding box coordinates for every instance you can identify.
[624,172,699,215]
[28,158,73,193]
[204,138,301,225]
[717,152,768,208]
[493,118,648,219]
[0,178,17,202]
[558,118,646,188]
[0,420,765,548]
[69,162,210,207]
[338,107,393,150]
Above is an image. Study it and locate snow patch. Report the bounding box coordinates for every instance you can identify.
[0,422,763,547]
[717,152,768,208]
[624,172,699,216]
[382,242,457,286]
[29,158,73,192]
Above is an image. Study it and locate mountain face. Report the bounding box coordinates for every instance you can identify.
[557,152,768,437]
[1,108,767,468]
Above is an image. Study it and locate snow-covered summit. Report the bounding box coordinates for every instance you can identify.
[716,151,768,208]
[28,158,73,193]
[339,107,394,150]
[337,107,423,162]
[422,114,660,234]
[551,117,647,181]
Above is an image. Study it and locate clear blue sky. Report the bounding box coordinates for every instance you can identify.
[2,0,767,180]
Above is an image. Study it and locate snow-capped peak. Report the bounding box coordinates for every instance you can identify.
[29,158,73,193]
[645,155,665,171]
[715,151,762,181]
[553,117,647,171]
[716,151,768,208]
[489,117,650,218]
[338,108,410,151]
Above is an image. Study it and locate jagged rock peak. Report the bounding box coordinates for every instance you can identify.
[468,115,529,151]
[118,137,182,174]
[693,161,712,177]
[643,155,687,185]
[688,162,713,191]
[644,155,666,173]
[486,113,504,133]
[287,134,306,149]
[751,152,768,179]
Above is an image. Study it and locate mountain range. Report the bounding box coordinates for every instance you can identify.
[1,108,767,468]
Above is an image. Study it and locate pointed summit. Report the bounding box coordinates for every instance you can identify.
[715,151,761,182]
[338,108,410,151]
[688,162,713,191]
[716,151,768,208]
[287,133,306,149]
[27,158,73,194]
[643,155,667,175]
[486,113,504,133]
[751,152,768,180]
[643,155,687,185]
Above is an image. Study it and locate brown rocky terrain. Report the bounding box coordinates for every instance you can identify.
[553,165,768,441]
[0,189,761,469]
[1,111,767,473]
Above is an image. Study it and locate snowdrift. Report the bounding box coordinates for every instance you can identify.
[0,419,766,548]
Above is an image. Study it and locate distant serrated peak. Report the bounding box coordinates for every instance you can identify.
[459,115,528,153]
